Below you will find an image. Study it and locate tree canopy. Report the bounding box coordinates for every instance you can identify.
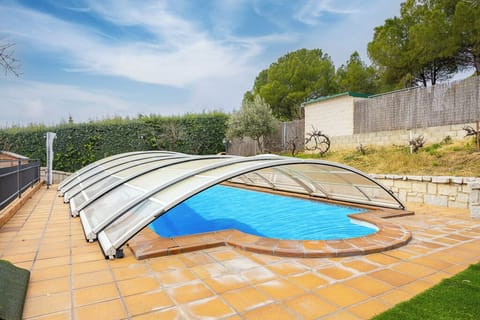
[335,51,379,94]
[226,95,278,153]
[452,0,480,75]
[368,0,479,88]
[248,48,337,121]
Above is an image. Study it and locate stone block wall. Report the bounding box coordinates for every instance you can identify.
[372,174,480,217]
[329,122,476,151]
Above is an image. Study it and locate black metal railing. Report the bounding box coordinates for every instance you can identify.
[0,160,41,211]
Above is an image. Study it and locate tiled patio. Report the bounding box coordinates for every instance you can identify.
[1,185,479,320]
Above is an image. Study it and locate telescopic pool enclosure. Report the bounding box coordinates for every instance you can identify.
[58,151,405,259]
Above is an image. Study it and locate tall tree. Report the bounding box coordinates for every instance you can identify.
[0,42,20,76]
[227,95,278,153]
[247,48,337,121]
[335,51,379,94]
[368,0,458,87]
[452,0,480,75]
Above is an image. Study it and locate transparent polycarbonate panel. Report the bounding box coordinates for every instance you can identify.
[82,185,143,227]
[101,159,280,248]
[77,176,121,204]
[67,156,183,199]
[66,170,111,198]
[287,163,399,206]
[149,159,277,204]
[103,199,164,247]
[61,151,175,192]
[125,158,227,190]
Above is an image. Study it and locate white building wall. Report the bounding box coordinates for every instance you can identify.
[304,95,360,137]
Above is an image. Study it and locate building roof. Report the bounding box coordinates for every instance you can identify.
[59,151,405,259]
[302,92,370,107]
[0,150,30,160]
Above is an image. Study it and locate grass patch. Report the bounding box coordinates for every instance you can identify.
[289,139,480,176]
[372,263,480,320]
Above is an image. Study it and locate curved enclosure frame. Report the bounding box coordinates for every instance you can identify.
[63,153,405,259]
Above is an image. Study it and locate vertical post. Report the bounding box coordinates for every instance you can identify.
[17,159,21,199]
[46,132,57,188]
[476,121,480,152]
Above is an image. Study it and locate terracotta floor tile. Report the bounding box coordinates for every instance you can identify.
[155,268,197,286]
[391,261,437,278]
[365,253,399,265]
[180,251,215,266]
[75,299,127,320]
[317,266,354,280]
[117,276,160,296]
[148,257,186,272]
[222,257,260,273]
[23,291,71,318]
[347,298,390,319]
[285,293,337,319]
[409,256,453,270]
[369,269,416,287]
[131,307,179,320]
[74,283,119,307]
[185,296,235,318]
[33,256,70,270]
[73,269,114,290]
[315,283,368,307]
[190,262,228,279]
[267,262,308,276]
[167,282,214,304]
[287,272,329,289]
[204,274,248,293]
[23,310,71,320]
[1,252,37,264]
[30,265,70,282]
[123,291,173,316]
[378,289,413,306]
[344,275,393,296]
[320,310,361,320]
[243,303,297,320]
[209,250,241,261]
[342,259,380,272]
[401,279,434,295]
[423,271,451,285]
[70,260,109,275]
[27,276,71,297]
[221,287,271,312]
[241,267,277,284]
[256,279,305,300]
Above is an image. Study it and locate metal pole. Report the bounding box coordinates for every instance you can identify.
[17,159,21,199]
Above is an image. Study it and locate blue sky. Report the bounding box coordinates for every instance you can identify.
[0,0,406,127]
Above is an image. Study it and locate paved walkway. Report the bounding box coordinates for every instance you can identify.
[1,185,479,319]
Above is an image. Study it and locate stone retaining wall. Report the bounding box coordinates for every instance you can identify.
[372,174,480,218]
[330,122,476,151]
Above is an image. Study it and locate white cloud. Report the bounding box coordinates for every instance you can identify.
[0,2,274,87]
[294,0,358,26]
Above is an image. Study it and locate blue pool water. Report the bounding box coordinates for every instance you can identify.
[149,185,376,240]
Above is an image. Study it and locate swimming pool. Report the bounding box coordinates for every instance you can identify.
[149,185,377,240]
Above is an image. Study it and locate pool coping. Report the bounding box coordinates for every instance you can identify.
[128,209,413,260]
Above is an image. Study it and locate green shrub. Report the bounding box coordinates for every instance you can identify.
[0,112,229,172]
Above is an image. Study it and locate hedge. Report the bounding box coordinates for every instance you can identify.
[0,112,229,172]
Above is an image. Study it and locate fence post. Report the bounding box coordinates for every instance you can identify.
[17,159,21,199]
